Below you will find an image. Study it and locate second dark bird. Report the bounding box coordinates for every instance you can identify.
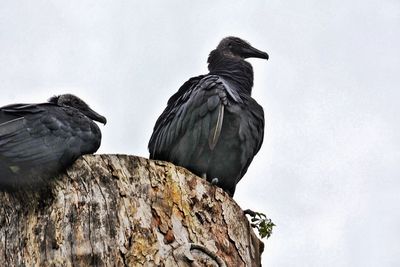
[149,37,268,196]
[0,94,106,190]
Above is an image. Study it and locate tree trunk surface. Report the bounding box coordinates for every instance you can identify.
[0,154,263,266]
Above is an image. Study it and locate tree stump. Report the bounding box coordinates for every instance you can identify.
[0,154,264,266]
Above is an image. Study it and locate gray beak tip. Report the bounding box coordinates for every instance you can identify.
[99,116,107,125]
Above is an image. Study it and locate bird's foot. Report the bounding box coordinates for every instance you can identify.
[244,209,275,239]
[211,177,219,185]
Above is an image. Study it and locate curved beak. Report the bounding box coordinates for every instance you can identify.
[241,45,269,60]
[84,108,107,125]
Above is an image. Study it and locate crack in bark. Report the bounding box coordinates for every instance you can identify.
[190,242,227,267]
[82,157,108,263]
[119,248,128,267]
[87,171,95,265]
[69,210,75,266]
[64,172,75,267]
[4,226,7,265]
[44,219,49,260]
[173,168,187,213]
[95,171,112,236]
[219,193,247,266]
[103,155,135,265]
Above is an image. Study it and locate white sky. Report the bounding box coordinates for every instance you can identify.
[1,1,399,266]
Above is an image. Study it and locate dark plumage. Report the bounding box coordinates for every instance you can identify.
[149,37,268,196]
[0,94,106,189]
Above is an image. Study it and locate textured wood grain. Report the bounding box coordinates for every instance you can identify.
[0,154,263,266]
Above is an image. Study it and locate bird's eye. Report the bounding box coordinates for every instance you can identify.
[228,43,233,48]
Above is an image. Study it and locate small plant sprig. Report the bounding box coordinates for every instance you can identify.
[244,209,275,239]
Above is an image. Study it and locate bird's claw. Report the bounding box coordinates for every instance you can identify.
[211,177,219,185]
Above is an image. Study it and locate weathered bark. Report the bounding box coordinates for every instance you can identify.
[0,154,263,266]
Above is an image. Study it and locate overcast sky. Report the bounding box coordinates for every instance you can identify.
[1,1,399,266]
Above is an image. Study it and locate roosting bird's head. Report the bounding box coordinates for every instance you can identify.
[213,36,269,60]
[49,94,107,124]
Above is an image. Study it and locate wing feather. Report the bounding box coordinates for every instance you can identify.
[236,96,265,181]
[0,113,67,166]
[209,104,224,150]
[148,75,238,166]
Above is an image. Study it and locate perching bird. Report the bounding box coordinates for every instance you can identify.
[149,36,268,196]
[0,94,106,190]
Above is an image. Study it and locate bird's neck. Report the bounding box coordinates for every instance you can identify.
[207,50,254,95]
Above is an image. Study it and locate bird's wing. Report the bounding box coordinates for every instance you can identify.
[149,75,239,165]
[237,95,265,182]
[0,104,84,174]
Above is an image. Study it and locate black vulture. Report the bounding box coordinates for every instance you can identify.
[149,37,268,196]
[0,94,106,190]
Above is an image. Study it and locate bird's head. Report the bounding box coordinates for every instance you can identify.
[49,94,107,124]
[214,36,269,60]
